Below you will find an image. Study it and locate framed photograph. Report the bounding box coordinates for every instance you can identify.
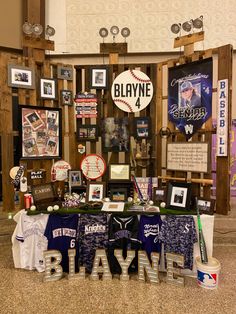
[197,198,215,215]
[76,123,98,142]
[134,117,151,139]
[57,65,73,81]
[109,164,131,182]
[102,117,130,152]
[40,78,57,99]
[20,105,62,159]
[60,90,73,105]
[153,187,166,203]
[110,187,128,202]
[166,182,192,210]
[86,182,106,202]
[89,66,108,89]
[8,64,35,89]
[68,170,82,187]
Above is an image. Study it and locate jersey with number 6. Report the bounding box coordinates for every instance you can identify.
[44,214,79,272]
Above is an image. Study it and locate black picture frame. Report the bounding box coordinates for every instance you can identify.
[76,123,98,142]
[166,182,192,210]
[134,117,151,139]
[86,182,106,202]
[153,187,166,203]
[109,164,131,182]
[89,66,108,89]
[197,198,215,215]
[57,65,73,81]
[8,64,35,89]
[110,187,128,202]
[60,90,73,105]
[20,105,62,159]
[40,78,57,100]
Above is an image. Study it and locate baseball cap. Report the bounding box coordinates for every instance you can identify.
[180,81,193,92]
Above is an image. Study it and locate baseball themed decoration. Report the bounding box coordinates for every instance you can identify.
[168,58,212,140]
[74,92,98,118]
[51,160,71,181]
[138,251,160,284]
[10,165,25,186]
[80,154,106,180]
[111,69,153,113]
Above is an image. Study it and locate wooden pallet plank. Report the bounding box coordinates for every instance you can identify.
[216,45,232,214]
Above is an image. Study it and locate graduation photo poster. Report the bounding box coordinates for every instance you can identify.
[168,58,212,139]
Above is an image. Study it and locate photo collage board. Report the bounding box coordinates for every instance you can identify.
[21,106,62,159]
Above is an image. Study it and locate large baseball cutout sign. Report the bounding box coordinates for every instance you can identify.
[111,69,154,113]
[80,154,106,180]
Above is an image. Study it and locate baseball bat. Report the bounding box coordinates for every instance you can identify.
[195,197,208,264]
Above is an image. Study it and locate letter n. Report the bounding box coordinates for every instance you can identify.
[138,251,160,284]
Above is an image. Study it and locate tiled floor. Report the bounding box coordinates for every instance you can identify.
[0,243,236,314]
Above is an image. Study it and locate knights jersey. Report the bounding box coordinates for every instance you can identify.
[159,215,197,270]
[138,215,162,257]
[12,210,48,272]
[108,215,141,274]
[44,214,79,273]
[77,214,108,273]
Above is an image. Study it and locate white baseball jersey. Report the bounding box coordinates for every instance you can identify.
[12,210,48,272]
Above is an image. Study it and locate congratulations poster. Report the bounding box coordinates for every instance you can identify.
[168,58,212,139]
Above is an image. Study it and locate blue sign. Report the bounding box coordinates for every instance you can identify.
[168,58,213,139]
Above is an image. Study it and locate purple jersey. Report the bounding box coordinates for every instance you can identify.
[159,215,197,270]
[138,215,162,257]
[44,214,79,273]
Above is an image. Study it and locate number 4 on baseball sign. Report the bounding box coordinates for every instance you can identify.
[111,69,153,113]
[135,97,141,109]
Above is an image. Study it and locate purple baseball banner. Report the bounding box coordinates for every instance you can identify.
[168,58,213,139]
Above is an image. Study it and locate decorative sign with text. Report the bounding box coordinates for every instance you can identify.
[167,143,209,173]
[111,70,153,113]
[74,92,97,118]
[51,160,71,181]
[217,79,228,156]
[168,59,212,139]
[43,249,184,286]
[29,169,45,180]
[80,154,106,180]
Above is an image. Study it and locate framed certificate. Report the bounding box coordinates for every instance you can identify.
[109,164,131,182]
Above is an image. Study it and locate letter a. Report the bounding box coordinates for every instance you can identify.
[90,249,112,281]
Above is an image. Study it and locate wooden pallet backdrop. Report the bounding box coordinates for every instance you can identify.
[0,51,76,211]
[0,43,232,215]
[156,44,232,215]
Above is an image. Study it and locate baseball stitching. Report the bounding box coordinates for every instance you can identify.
[130,69,151,83]
[113,99,133,112]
